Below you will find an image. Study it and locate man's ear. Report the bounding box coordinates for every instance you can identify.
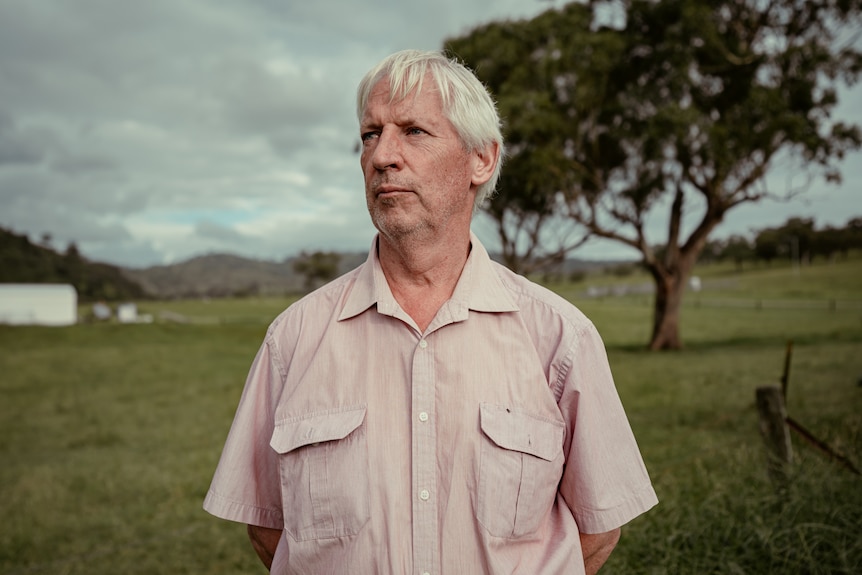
[470,142,499,188]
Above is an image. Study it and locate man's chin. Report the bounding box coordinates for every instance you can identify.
[371,214,428,241]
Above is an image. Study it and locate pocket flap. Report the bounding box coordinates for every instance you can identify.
[479,403,563,461]
[270,405,367,454]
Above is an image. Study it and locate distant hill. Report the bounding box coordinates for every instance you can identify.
[0,227,147,302]
[123,252,367,299]
[121,249,621,299]
[2,225,624,301]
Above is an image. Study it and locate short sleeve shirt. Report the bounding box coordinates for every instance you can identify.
[204,233,658,575]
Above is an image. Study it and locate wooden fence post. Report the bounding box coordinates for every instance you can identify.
[756,385,793,483]
[780,340,793,401]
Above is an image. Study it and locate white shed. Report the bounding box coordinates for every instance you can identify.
[0,284,78,326]
[117,302,138,324]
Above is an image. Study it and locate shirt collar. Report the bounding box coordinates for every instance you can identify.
[338,232,519,322]
[454,232,519,314]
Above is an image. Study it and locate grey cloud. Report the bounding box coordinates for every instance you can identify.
[0,183,134,253]
[0,162,145,237]
[0,2,269,130]
[50,153,117,175]
[240,215,376,262]
[194,219,250,243]
[85,237,165,268]
[68,221,133,244]
[249,0,496,54]
[266,128,355,161]
[0,112,119,176]
[208,56,346,148]
[0,113,53,166]
[0,136,44,166]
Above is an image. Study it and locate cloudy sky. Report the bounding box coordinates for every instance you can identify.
[1,0,860,268]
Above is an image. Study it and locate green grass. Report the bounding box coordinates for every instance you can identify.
[574,255,862,574]
[0,323,268,574]
[608,330,862,571]
[2,256,862,574]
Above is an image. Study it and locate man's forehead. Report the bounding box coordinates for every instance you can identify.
[374,72,442,101]
[363,77,444,120]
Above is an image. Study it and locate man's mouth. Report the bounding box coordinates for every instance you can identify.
[374,185,412,198]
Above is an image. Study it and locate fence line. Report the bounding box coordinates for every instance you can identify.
[689,298,862,311]
[585,295,862,311]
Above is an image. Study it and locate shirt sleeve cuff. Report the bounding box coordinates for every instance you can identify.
[203,489,284,529]
[572,484,659,534]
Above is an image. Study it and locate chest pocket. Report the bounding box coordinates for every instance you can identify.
[477,402,565,538]
[270,405,370,541]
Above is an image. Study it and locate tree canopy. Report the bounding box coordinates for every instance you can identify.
[292,250,342,292]
[447,0,861,349]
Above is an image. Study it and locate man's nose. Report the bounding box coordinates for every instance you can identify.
[371,128,402,170]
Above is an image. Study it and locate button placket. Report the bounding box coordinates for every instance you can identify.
[411,334,438,574]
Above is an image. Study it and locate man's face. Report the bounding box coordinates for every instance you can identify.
[359,75,480,244]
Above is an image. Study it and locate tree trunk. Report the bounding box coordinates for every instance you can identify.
[648,269,688,350]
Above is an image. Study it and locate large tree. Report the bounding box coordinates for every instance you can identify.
[447,0,861,349]
[448,4,608,275]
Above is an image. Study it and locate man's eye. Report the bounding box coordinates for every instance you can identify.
[407,127,426,136]
[361,132,378,142]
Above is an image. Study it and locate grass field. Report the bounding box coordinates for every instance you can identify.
[1,255,861,574]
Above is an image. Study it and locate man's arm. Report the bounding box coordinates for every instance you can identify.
[247,524,282,570]
[580,528,621,575]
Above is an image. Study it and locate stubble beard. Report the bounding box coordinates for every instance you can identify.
[367,194,431,243]
[365,169,474,247]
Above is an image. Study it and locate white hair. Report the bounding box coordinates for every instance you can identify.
[356,49,504,211]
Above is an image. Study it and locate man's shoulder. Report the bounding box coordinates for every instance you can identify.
[268,264,363,334]
[490,261,594,331]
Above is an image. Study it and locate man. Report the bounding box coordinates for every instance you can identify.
[204,49,658,575]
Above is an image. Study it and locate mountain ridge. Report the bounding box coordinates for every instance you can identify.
[2,226,624,300]
[122,251,367,299]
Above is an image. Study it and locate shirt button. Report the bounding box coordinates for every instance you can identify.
[419,489,430,501]
[419,339,428,349]
[418,411,429,422]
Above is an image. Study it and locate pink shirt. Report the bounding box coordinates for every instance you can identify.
[204,234,657,575]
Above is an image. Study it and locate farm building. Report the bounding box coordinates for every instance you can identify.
[0,284,77,326]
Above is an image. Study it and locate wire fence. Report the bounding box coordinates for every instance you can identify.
[687,297,862,311]
[583,293,862,312]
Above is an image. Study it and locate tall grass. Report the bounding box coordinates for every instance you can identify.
[1,256,860,574]
[580,255,862,574]
[601,334,861,574]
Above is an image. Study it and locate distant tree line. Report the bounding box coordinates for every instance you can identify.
[0,227,147,302]
[292,250,342,292]
[693,217,862,269]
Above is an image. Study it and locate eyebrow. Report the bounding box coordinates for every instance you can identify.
[360,115,426,131]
